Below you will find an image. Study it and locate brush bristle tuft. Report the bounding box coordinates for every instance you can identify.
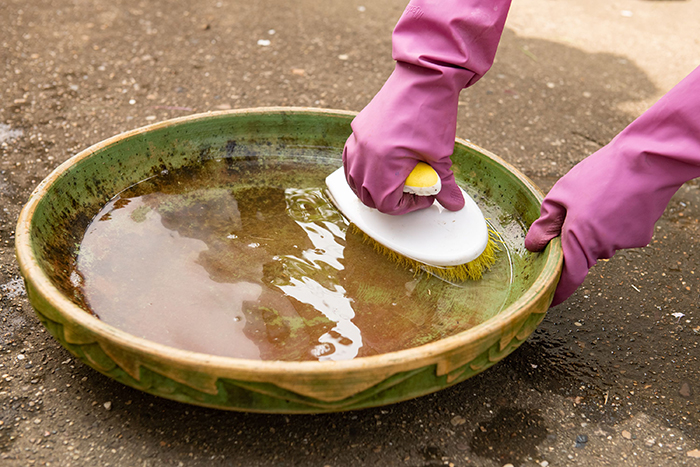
[352,225,500,281]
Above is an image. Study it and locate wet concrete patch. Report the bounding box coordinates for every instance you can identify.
[419,444,447,465]
[469,407,548,464]
[0,395,20,453]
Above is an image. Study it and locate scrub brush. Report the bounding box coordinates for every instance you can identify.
[325,163,498,281]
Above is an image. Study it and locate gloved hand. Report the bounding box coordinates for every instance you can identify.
[525,66,700,306]
[343,0,512,214]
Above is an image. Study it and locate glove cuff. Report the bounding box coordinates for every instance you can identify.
[392,0,512,88]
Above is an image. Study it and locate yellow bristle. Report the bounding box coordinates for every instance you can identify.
[351,225,501,281]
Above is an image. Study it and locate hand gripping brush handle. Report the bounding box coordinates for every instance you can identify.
[325,163,497,281]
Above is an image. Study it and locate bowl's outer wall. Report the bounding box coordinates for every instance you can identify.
[17,109,563,413]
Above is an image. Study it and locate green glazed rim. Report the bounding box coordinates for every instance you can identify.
[15,107,563,412]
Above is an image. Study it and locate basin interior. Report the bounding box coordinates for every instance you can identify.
[26,110,548,362]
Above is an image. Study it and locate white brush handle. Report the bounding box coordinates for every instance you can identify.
[326,167,489,266]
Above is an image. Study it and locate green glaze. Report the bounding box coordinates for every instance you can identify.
[16,108,562,413]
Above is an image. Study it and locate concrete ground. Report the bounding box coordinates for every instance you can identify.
[1,0,700,465]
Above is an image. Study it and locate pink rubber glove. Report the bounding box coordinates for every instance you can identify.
[525,66,700,306]
[343,0,512,214]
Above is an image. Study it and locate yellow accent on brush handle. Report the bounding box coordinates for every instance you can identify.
[403,162,442,196]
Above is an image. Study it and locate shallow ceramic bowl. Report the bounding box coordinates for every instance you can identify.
[15,108,562,413]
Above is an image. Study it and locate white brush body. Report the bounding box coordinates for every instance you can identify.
[325,167,489,267]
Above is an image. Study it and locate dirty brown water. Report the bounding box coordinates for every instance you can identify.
[70,158,518,362]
